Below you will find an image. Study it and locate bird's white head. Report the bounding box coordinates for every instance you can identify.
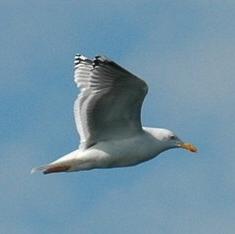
[144,127,198,153]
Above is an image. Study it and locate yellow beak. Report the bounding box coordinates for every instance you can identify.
[179,143,198,153]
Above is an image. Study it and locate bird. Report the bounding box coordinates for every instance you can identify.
[31,54,197,175]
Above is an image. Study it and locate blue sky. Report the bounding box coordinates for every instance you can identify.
[1,1,235,233]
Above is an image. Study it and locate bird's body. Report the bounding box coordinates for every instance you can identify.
[39,128,174,174]
[32,54,197,175]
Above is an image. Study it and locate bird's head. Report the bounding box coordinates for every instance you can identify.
[159,129,198,153]
[144,128,198,153]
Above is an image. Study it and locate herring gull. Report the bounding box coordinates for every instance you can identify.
[31,54,197,174]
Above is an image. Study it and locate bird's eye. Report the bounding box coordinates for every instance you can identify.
[170,135,176,140]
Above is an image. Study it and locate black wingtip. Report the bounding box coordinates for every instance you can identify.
[74,54,93,69]
[74,54,87,64]
[92,55,113,68]
[95,55,112,62]
[74,54,115,70]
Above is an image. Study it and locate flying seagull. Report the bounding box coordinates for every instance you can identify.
[31,54,197,174]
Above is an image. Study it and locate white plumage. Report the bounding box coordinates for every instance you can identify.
[31,54,197,175]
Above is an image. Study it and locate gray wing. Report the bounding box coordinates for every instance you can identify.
[74,54,148,150]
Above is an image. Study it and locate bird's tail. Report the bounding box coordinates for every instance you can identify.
[30,165,49,174]
[31,163,71,175]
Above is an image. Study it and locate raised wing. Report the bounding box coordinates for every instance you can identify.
[74,54,148,150]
